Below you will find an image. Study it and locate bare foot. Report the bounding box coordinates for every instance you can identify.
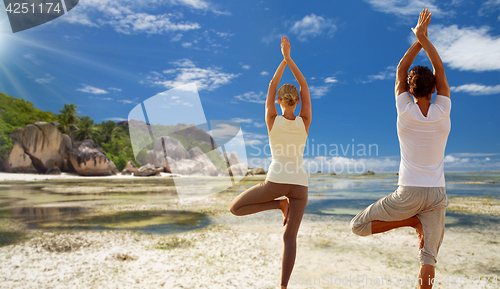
[412,216,424,250]
[279,198,289,226]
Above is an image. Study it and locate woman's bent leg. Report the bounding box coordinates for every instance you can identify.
[229,181,290,216]
[281,185,308,286]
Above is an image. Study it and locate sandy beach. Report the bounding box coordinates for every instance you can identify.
[1,172,499,288]
[0,172,183,182]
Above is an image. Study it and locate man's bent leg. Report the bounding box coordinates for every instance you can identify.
[371,216,420,234]
[351,187,423,236]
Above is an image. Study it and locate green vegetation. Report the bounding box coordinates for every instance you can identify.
[0,92,55,163]
[1,92,226,172]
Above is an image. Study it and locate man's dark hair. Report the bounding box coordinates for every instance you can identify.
[407,66,435,98]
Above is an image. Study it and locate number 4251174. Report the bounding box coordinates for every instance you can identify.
[5,2,62,14]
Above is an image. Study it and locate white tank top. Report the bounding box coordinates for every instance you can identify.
[265,115,308,187]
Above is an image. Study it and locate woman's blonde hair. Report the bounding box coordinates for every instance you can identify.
[277,84,299,106]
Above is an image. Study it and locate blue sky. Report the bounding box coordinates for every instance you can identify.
[1,0,499,172]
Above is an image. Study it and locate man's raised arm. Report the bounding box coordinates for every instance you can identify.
[413,9,450,98]
[395,41,423,98]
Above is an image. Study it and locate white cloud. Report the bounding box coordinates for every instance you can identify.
[118,100,132,104]
[105,117,127,121]
[480,0,500,17]
[171,33,183,41]
[451,84,500,95]
[77,84,109,94]
[241,64,251,70]
[145,59,239,91]
[363,66,396,83]
[231,118,253,123]
[23,53,43,65]
[108,87,122,92]
[230,118,265,128]
[363,0,444,16]
[441,155,500,170]
[34,74,55,84]
[290,14,337,42]
[324,77,338,84]
[234,91,266,104]
[261,28,285,45]
[117,99,136,104]
[424,25,500,72]
[452,153,499,157]
[248,156,400,173]
[242,132,268,146]
[171,59,196,67]
[170,0,230,15]
[216,32,234,38]
[260,71,269,76]
[60,0,203,36]
[309,85,330,99]
[175,29,231,52]
[104,13,200,35]
[249,155,500,173]
[444,155,458,163]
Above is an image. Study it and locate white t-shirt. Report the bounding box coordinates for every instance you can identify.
[396,92,451,187]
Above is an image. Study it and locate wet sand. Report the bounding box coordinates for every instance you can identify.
[1,213,499,288]
[0,174,499,288]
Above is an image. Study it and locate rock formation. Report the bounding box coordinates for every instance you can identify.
[68,139,118,176]
[3,142,37,174]
[5,122,72,174]
[3,121,119,176]
[252,167,266,175]
[134,163,161,177]
[121,161,139,175]
[145,136,222,176]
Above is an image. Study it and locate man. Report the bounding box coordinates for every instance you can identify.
[350,9,451,289]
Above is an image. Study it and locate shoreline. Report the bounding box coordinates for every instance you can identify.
[2,171,499,183]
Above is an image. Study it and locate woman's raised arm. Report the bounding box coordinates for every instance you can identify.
[265,59,287,133]
[282,37,312,130]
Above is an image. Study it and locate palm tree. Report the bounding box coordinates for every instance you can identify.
[56,113,71,135]
[56,104,79,136]
[74,116,99,143]
[60,104,78,124]
[99,120,117,143]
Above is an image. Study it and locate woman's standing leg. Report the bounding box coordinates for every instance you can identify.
[281,185,308,287]
[229,181,289,216]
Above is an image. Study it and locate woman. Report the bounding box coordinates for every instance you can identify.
[229,36,311,289]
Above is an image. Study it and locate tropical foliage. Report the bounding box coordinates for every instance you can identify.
[0,92,135,171]
[0,92,226,172]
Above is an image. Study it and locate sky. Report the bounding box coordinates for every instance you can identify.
[0,0,499,173]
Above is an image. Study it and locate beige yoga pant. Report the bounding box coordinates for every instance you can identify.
[229,180,308,286]
[350,186,448,266]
